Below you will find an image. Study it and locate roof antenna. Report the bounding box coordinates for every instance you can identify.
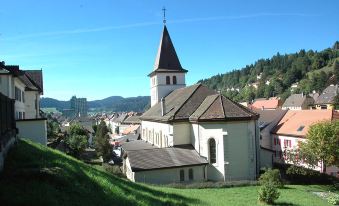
[162,6,166,25]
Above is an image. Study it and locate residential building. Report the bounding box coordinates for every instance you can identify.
[251,97,281,110]
[314,84,338,110]
[0,63,47,145]
[272,110,338,176]
[122,24,260,184]
[282,93,314,110]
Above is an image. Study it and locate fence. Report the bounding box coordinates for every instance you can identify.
[0,92,16,144]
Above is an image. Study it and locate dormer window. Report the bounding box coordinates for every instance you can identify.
[166,76,170,85]
[173,76,177,85]
[297,125,305,132]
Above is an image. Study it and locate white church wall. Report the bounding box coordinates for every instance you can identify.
[141,120,173,147]
[133,165,206,184]
[197,120,257,181]
[173,122,191,145]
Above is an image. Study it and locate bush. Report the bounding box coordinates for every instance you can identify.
[284,164,336,184]
[258,169,281,204]
[258,183,280,204]
[327,192,339,205]
[259,169,283,188]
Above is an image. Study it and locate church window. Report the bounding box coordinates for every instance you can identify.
[180,169,185,181]
[173,76,177,85]
[166,76,170,85]
[189,168,194,180]
[209,138,216,164]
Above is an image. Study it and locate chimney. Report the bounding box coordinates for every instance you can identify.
[301,92,304,98]
[161,97,166,116]
[261,106,264,110]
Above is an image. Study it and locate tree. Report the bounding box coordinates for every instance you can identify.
[65,123,88,158]
[67,135,88,157]
[95,121,112,162]
[299,120,339,172]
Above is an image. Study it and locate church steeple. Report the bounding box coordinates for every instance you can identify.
[149,12,187,107]
[149,25,188,77]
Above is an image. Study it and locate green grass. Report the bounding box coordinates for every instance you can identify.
[0,139,337,206]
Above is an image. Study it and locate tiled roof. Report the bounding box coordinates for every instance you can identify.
[252,99,280,109]
[282,94,314,108]
[315,84,338,104]
[189,94,259,122]
[25,70,43,94]
[141,84,216,122]
[18,74,38,91]
[125,144,208,172]
[149,25,188,76]
[121,140,157,151]
[254,109,287,130]
[272,110,333,137]
[121,125,140,135]
[123,115,141,124]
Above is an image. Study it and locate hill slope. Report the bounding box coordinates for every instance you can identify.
[41,96,150,112]
[0,139,334,206]
[199,42,339,102]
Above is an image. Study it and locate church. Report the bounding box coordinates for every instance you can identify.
[122,23,260,184]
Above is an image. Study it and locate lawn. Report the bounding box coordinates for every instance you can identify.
[0,139,337,206]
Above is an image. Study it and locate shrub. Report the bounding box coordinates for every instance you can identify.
[327,192,339,205]
[258,183,280,204]
[259,169,283,188]
[285,164,336,184]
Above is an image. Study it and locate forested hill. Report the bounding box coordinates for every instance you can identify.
[41,96,150,112]
[198,41,339,102]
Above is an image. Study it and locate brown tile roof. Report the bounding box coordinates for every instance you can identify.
[25,70,43,94]
[272,110,333,137]
[141,84,216,122]
[190,94,259,122]
[126,144,208,172]
[149,25,187,77]
[315,84,338,104]
[252,99,280,109]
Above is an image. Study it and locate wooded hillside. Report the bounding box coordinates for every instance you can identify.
[199,41,339,102]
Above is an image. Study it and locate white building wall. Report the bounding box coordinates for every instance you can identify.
[273,134,323,171]
[150,73,186,107]
[141,120,173,147]
[13,78,26,117]
[16,119,47,145]
[196,121,258,181]
[172,122,191,145]
[133,165,205,184]
[24,91,39,119]
[0,75,13,97]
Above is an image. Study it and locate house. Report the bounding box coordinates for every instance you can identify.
[282,93,314,110]
[254,109,287,169]
[314,84,338,110]
[122,24,260,184]
[272,110,338,176]
[0,62,17,171]
[0,64,47,145]
[251,97,281,110]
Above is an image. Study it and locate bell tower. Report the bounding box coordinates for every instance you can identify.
[149,9,188,107]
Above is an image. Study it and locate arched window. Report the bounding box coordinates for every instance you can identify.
[173,76,177,85]
[166,76,170,85]
[209,138,216,164]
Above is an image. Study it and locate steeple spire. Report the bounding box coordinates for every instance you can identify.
[162,7,166,25]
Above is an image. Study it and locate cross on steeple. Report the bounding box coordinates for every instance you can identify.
[162,7,166,24]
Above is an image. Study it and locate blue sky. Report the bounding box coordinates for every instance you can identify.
[0,0,338,100]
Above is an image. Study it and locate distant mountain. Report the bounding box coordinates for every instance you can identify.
[41,96,150,112]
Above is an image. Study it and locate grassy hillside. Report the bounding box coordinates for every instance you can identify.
[0,139,336,206]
